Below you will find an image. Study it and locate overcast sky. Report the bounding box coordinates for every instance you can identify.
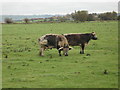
[1,0,119,15]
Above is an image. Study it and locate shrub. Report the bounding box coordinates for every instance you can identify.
[23,18,30,24]
[4,18,13,24]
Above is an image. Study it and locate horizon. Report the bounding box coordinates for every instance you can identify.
[1,10,118,15]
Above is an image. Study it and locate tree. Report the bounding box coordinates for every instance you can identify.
[23,18,30,24]
[4,18,13,24]
[112,11,117,20]
[71,10,88,22]
[118,15,120,20]
[98,11,117,20]
[87,14,95,21]
[65,14,73,21]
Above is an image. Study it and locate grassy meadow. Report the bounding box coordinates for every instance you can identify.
[2,21,118,88]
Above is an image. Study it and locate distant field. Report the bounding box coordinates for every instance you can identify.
[2,21,118,88]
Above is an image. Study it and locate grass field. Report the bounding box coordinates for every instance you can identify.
[2,21,118,88]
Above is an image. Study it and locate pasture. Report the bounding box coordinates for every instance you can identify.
[2,21,118,88]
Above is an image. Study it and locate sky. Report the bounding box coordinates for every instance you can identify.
[0,0,119,15]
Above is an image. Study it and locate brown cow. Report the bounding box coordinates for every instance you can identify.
[64,32,98,54]
[38,34,72,56]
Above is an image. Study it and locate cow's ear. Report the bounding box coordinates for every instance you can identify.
[92,32,96,35]
[69,47,73,50]
[58,47,63,51]
[38,38,40,41]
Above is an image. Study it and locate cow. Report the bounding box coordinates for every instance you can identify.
[64,32,98,54]
[38,34,72,56]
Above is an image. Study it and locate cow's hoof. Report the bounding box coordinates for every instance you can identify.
[80,51,84,54]
[65,54,68,56]
[40,54,44,57]
[80,51,82,54]
[59,54,62,56]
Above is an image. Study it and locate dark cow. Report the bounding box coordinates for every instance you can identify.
[64,32,97,54]
[38,34,72,56]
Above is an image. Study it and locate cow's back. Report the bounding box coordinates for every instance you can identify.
[39,34,69,48]
[64,34,81,46]
[45,34,57,47]
[64,33,91,46]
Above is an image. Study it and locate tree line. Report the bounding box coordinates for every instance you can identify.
[69,10,118,22]
[4,10,119,24]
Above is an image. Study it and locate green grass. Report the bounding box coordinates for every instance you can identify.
[2,21,118,88]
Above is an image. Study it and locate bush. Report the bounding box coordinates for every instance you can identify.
[23,18,30,24]
[4,18,13,24]
[71,10,88,22]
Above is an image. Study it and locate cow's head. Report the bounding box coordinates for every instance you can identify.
[91,32,98,40]
[58,45,72,56]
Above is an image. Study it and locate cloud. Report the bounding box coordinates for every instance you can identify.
[2,2,118,15]
[1,0,119,2]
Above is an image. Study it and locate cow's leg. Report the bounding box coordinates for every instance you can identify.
[58,50,62,56]
[80,44,85,54]
[39,47,44,56]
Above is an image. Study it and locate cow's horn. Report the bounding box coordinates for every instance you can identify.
[69,46,73,50]
[58,47,63,50]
